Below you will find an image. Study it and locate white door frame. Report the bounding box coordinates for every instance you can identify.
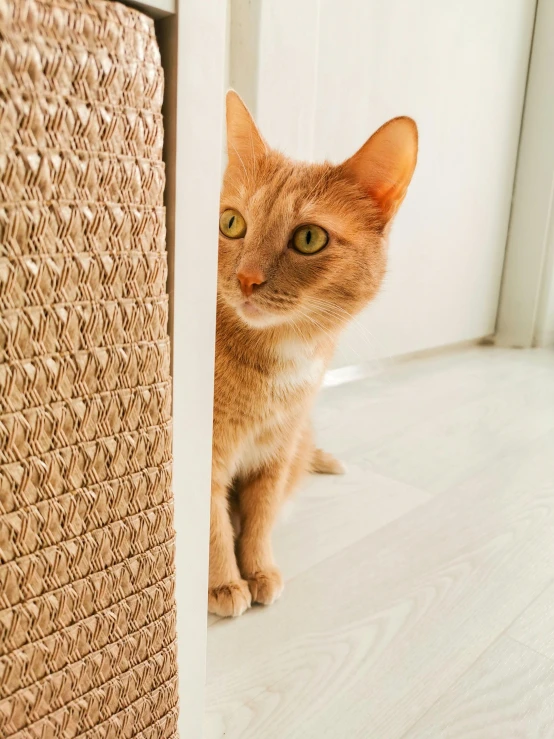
[138,0,227,737]
[162,3,227,738]
[496,0,554,348]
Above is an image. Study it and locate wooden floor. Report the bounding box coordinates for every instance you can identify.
[204,346,554,738]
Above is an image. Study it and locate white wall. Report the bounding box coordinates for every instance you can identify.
[230,0,535,365]
[537,258,554,347]
[545,271,554,345]
[496,0,554,350]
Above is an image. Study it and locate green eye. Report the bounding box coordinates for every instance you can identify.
[292,225,328,254]
[219,209,247,238]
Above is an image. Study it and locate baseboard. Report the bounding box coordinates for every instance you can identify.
[322,337,488,389]
[535,328,554,348]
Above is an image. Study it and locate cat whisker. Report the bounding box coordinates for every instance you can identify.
[225,179,244,198]
[304,295,365,322]
[230,143,255,190]
[303,297,387,361]
[287,316,307,345]
[294,306,364,362]
[304,297,376,342]
[248,128,259,180]
[302,165,332,207]
[304,296,378,340]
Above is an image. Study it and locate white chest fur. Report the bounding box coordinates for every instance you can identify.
[272,338,325,392]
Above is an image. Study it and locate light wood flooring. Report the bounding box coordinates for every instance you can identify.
[205,346,554,738]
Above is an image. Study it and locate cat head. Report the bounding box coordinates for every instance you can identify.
[218,91,417,333]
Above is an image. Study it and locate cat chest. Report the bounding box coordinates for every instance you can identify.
[271,352,325,394]
[236,425,284,475]
[234,360,323,475]
[235,402,298,475]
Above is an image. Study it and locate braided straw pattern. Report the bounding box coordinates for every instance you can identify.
[0,0,177,736]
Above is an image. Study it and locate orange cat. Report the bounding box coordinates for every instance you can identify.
[209,91,417,617]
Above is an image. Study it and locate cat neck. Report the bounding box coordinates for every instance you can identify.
[216,297,337,371]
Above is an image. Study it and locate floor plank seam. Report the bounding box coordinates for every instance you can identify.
[507,634,554,665]
[396,628,531,738]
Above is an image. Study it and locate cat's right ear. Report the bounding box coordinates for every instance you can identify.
[342,116,418,223]
[226,90,267,168]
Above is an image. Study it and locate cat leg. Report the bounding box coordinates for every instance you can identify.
[208,477,251,617]
[237,461,289,606]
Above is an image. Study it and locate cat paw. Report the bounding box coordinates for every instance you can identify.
[247,567,284,605]
[208,579,252,617]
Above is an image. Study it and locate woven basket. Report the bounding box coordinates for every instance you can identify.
[0,0,178,736]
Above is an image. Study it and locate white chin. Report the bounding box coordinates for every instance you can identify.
[236,303,286,329]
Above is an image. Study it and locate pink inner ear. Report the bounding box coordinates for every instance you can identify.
[344,117,418,221]
[371,161,415,215]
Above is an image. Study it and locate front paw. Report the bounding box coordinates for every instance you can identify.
[208,579,252,617]
[247,567,284,605]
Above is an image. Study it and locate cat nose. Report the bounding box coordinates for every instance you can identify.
[237,269,266,298]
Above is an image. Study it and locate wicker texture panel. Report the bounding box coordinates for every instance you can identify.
[0,0,177,736]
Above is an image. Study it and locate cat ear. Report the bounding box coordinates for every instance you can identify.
[343,117,418,222]
[226,90,267,168]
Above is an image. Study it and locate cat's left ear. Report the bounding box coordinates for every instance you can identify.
[342,117,418,222]
[226,90,267,168]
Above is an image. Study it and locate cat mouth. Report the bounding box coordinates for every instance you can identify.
[235,299,286,328]
[240,300,263,317]
[236,299,267,324]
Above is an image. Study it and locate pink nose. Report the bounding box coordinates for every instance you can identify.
[237,269,265,298]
